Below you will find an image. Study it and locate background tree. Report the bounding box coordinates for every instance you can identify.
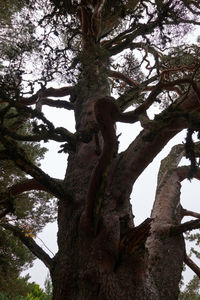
[0,1,56,297]
[0,282,52,300]
[180,275,200,299]
[0,0,200,299]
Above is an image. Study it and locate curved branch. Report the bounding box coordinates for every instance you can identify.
[184,254,200,278]
[0,222,53,269]
[111,83,200,204]
[109,70,139,88]
[0,136,67,200]
[10,178,58,195]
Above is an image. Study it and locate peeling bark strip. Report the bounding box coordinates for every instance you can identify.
[85,97,118,234]
[84,94,157,234]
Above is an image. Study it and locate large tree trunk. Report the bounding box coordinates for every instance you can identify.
[49,43,185,300]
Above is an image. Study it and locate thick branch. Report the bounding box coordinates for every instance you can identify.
[36,98,74,111]
[0,179,51,208]
[177,166,200,182]
[0,222,53,269]
[10,178,57,195]
[182,209,200,219]
[19,86,74,106]
[184,254,200,278]
[0,136,67,200]
[2,126,75,146]
[111,83,200,203]
[170,219,200,235]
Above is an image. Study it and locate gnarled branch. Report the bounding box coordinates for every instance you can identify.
[2,126,75,147]
[19,86,74,106]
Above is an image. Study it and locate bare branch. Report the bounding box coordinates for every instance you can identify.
[182,209,200,219]
[9,178,59,196]
[19,86,74,106]
[177,166,200,182]
[116,75,158,111]
[0,222,53,269]
[109,70,138,88]
[0,136,68,200]
[184,254,200,278]
[170,219,200,235]
[108,21,163,56]
[2,126,75,146]
[36,98,74,111]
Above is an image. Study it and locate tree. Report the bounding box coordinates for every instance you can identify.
[0,2,56,295]
[1,0,200,299]
[44,273,53,300]
[180,275,200,299]
[0,282,51,300]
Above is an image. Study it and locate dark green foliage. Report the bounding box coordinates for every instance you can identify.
[0,282,52,299]
[0,2,56,296]
[180,275,200,299]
